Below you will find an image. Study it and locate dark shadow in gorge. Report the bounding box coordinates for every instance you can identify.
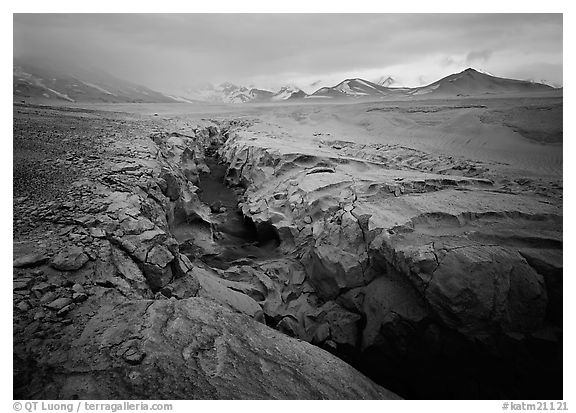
[176,128,562,400]
[325,323,563,400]
[193,143,280,270]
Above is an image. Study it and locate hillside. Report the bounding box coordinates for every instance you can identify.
[13,58,177,104]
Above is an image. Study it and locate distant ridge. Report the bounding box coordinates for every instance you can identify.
[307,68,555,100]
[407,68,554,97]
[13,57,177,104]
[14,63,559,104]
[374,76,395,87]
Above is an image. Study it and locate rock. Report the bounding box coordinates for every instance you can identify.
[159,286,173,298]
[89,228,106,238]
[312,323,330,344]
[207,125,219,137]
[170,274,200,299]
[50,247,89,271]
[33,310,45,321]
[39,291,59,305]
[111,247,150,295]
[58,226,76,236]
[45,297,73,311]
[13,253,49,268]
[24,298,399,400]
[140,263,173,292]
[13,278,33,290]
[57,305,74,317]
[277,316,299,337]
[146,244,174,268]
[171,253,193,278]
[159,170,181,201]
[361,274,429,352]
[122,346,146,365]
[322,302,362,348]
[210,201,223,213]
[216,130,562,398]
[425,245,547,335]
[31,282,52,297]
[194,267,264,322]
[121,217,155,235]
[72,292,88,303]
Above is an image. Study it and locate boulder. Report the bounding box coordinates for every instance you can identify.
[13,253,49,268]
[50,247,89,271]
[193,266,264,322]
[425,245,547,336]
[159,169,181,201]
[45,297,73,311]
[30,298,399,400]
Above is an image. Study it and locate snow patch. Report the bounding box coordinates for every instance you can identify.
[271,85,301,101]
[166,95,196,103]
[45,87,75,102]
[357,79,378,90]
[476,68,496,77]
[335,81,368,96]
[81,81,116,96]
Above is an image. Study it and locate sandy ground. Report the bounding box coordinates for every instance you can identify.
[68,94,563,180]
[13,94,563,399]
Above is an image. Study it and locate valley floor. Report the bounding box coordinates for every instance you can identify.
[12,95,563,399]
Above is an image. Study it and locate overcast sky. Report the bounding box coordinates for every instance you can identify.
[13,14,563,93]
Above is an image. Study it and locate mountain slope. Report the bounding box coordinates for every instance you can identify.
[17,62,556,105]
[307,69,556,100]
[249,88,276,102]
[374,76,395,87]
[175,83,307,103]
[311,78,391,98]
[271,85,307,101]
[13,59,177,103]
[410,68,554,97]
[309,78,413,99]
[176,82,274,103]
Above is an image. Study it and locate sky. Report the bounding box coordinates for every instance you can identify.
[13,13,563,94]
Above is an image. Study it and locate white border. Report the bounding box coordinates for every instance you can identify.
[3,3,572,412]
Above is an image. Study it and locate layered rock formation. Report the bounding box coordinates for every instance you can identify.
[13,106,562,399]
[21,297,397,399]
[13,112,395,400]
[218,126,563,398]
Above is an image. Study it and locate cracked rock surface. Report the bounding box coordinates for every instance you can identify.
[14,101,562,400]
[13,105,395,400]
[218,118,562,398]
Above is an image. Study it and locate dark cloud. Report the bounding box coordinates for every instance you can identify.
[13,14,563,91]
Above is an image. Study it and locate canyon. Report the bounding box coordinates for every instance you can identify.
[13,95,562,399]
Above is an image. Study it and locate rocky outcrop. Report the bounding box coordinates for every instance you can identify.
[25,297,395,399]
[14,115,398,400]
[13,102,561,399]
[218,127,563,397]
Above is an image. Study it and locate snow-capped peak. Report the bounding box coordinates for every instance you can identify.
[271,85,303,100]
[474,68,496,77]
[374,76,395,87]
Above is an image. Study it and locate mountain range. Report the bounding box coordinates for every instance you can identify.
[13,58,175,104]
[176,82,305,104]
[13,59,558,105]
